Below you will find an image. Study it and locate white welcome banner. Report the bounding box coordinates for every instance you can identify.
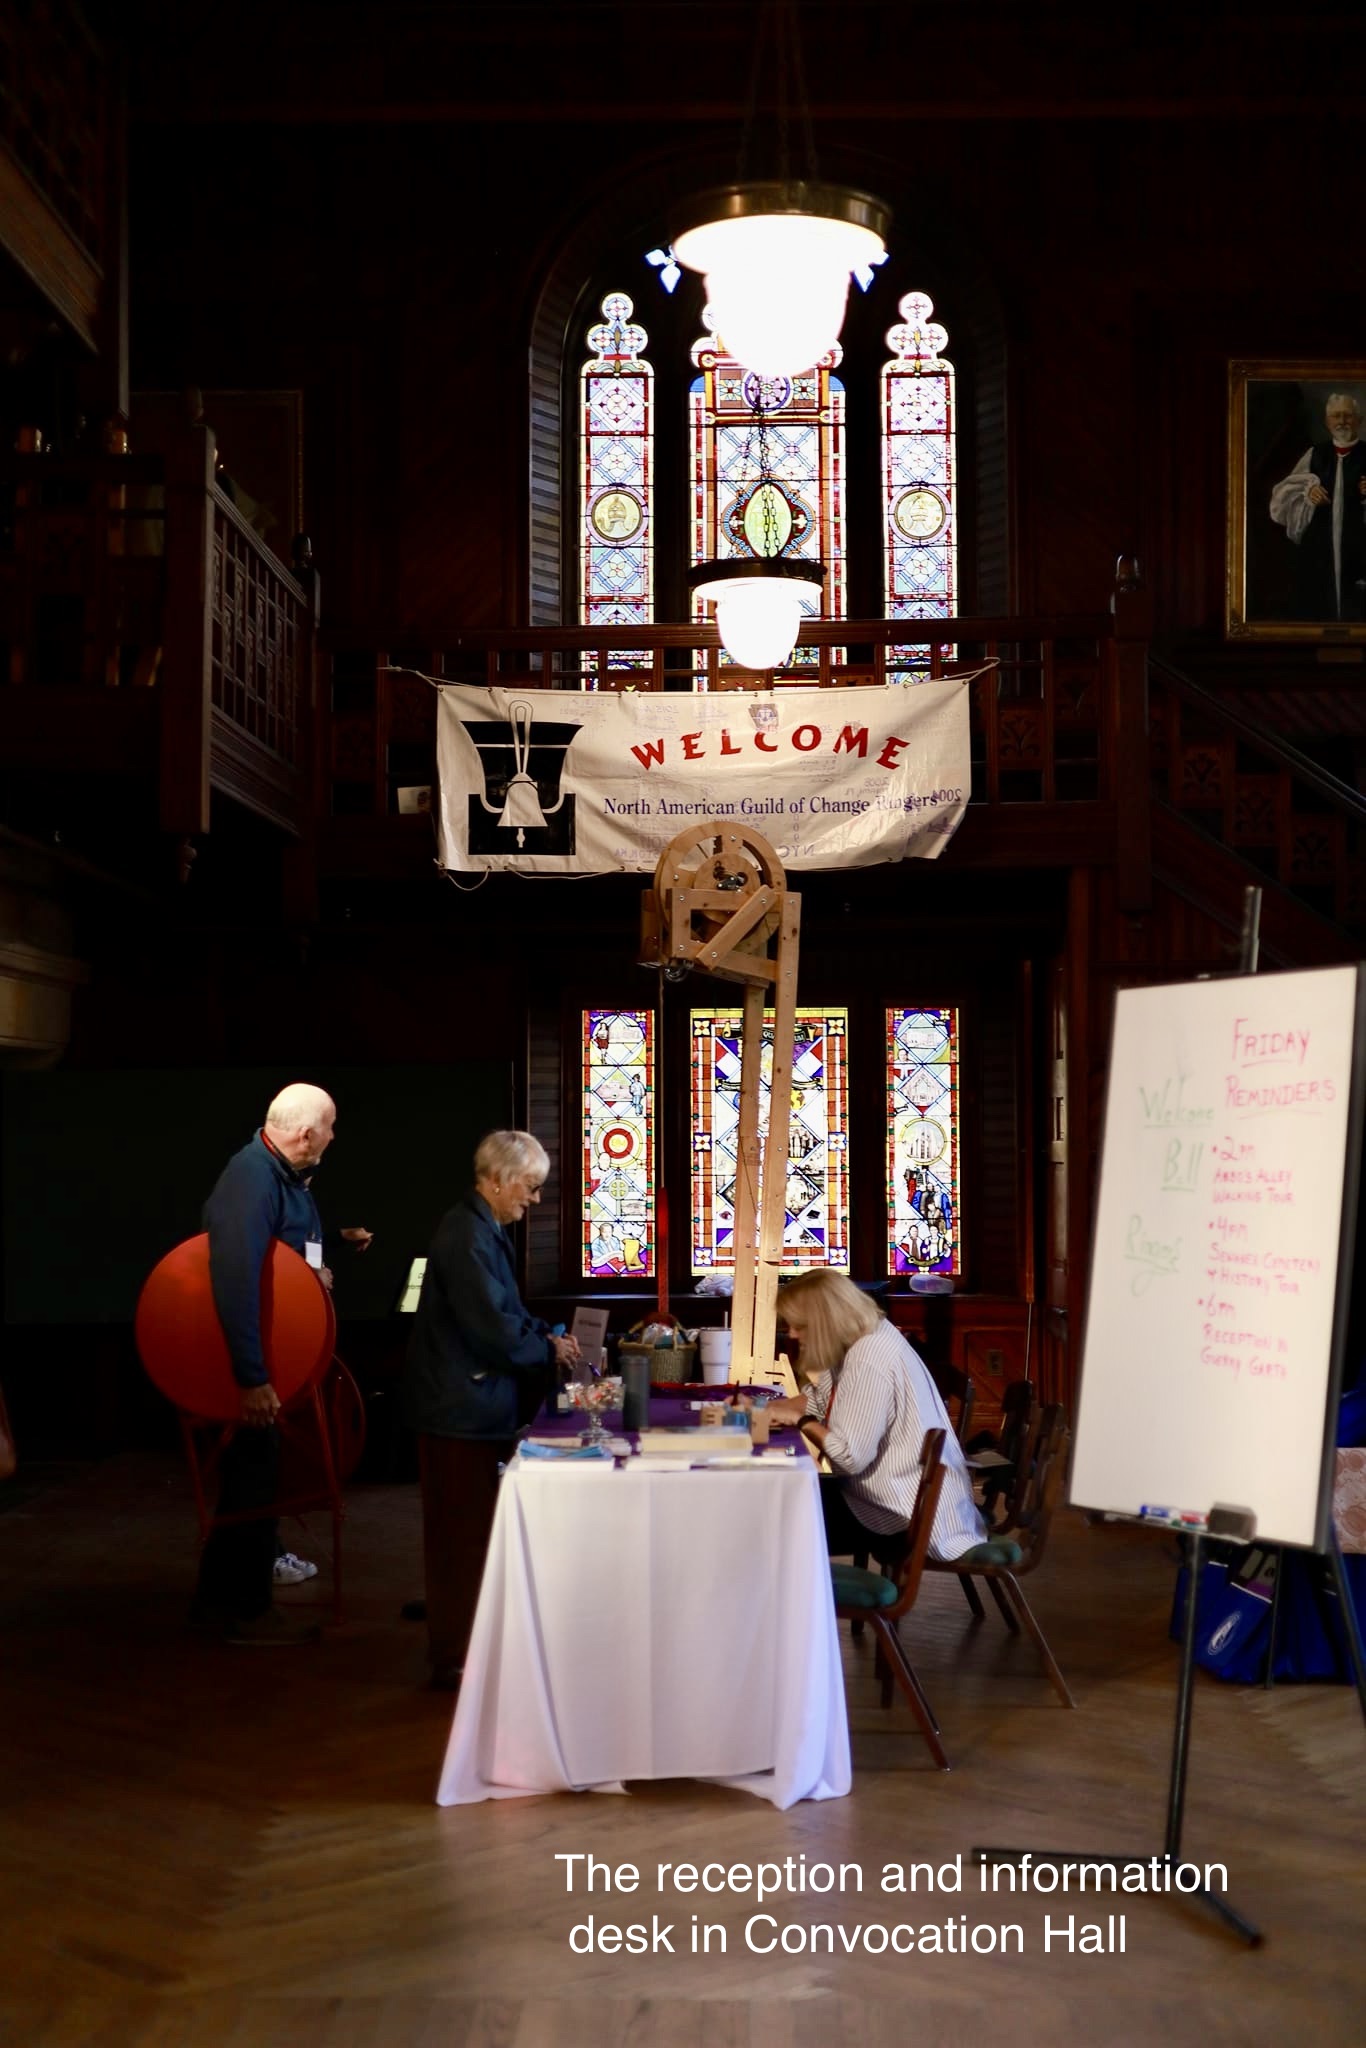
[435,680,970,875]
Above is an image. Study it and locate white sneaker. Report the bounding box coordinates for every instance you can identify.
[273,1551,319,1586]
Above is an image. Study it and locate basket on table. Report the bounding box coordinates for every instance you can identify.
[619,1313,697,1386]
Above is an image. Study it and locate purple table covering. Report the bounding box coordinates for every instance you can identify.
[530,1388,800,1453]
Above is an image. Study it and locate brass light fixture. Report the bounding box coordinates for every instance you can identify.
[671,0,890,377]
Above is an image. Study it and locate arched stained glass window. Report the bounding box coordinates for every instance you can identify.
[580,294,654,667]
[690,1006,850,1273]
[882,292,957,678]
[689,319,845,670]
[886,1005,960,1278]
[582,1008,656,1278]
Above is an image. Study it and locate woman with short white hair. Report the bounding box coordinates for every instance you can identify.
[402,1130,580,1689]
[765,1268,988,1568]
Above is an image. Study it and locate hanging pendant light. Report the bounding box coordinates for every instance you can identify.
[670,0,890,377]
[673,182,888,378]
[690,558,824,672]
[689,382,824,672]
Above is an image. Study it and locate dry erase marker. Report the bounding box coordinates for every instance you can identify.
[1138,1505,1175,1522]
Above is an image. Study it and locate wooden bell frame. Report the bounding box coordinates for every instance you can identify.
[640,820,800,1389]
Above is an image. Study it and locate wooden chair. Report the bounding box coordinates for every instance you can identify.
[929,1402,1075,1708]
[831,1428,951,1770]
[973,1376,1036,1529]
[849,1363,970,1633]
[928,1359,975,1447]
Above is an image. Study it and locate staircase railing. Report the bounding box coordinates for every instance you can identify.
[1148,649,1366,935]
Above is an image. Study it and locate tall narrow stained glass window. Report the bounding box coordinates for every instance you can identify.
[882,292,957,677]
[582,1008,656,1278]
[690,318,845,670]
[691,1007,850,1273]
[886,1006,961,1277]
[580,294,654,664]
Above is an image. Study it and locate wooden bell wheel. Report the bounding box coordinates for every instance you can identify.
[647,820,786,982]
[135,1233,336,1422]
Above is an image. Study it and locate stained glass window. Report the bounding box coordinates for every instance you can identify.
[580,294,654,666]
[689,317,845,671]
[882,292,957,680]
[582,1008,656,1278]
[690,1006,850,1273]
[886,1006,961,1277]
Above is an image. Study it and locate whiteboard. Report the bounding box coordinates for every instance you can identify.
[1070,965,1365,1549]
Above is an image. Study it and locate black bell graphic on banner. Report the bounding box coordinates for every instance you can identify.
[461,698,581,857]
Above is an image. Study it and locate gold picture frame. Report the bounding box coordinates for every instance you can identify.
[1227,359,1366,642]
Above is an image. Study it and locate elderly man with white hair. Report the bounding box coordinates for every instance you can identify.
[192,1082,359,1645]
[1270,391,1366,621]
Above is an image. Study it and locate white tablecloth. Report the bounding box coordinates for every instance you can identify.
[436,1458,851,1809]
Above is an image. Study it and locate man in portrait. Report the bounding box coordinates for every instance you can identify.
[1268,392,1366,622]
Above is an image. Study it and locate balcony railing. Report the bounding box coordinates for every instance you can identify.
[322,611,1146,879]
[0,425,317,841]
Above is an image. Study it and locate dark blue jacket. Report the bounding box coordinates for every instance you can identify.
[402,1191,554,1439]
[204,1131,325,1387]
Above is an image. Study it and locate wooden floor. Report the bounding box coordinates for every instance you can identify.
[1,1454,1362,2048]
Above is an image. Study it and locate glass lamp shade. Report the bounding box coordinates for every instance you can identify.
[673,184,889,376]
[691,559,825,671]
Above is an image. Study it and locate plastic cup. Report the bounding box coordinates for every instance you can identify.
[700,1329,733,1384]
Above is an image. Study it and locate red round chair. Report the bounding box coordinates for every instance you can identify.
[135,1233,335,1421]
[135,1234,359,1618]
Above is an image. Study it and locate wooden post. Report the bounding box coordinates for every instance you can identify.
[159,422,216,836]
[728,980,767,1380]
[282,534,322,925]
[1111,555,1153,915]
[749,893,801,1384]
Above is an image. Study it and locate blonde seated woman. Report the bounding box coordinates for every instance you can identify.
[765,1269,1009,1573]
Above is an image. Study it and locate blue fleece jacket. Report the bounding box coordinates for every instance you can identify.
[204,1131,324,1386]
[401,1191,554,1439]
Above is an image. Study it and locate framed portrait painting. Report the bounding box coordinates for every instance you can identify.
[1227,360,1366,641]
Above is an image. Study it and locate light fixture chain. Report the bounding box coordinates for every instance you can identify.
[737,0,778,184]
[747,385,781,561]
[784,0,820,182]
[736,0,818,187]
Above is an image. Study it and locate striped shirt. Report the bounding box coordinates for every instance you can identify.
[804,1319,987,1561]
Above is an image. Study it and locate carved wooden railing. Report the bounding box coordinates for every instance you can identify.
[161,425,316,837]
[1148,651,1366,940]
[0,426,316,842]
[321,611,1152,900]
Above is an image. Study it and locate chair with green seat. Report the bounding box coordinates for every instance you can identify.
[928,1401,1075,1708]
[848,1363,975,1637]
[831,1428,950,1771]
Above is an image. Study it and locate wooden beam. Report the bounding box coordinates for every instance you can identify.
[727,981,766,1382]
[0,148,101,353]
[748,893,802,1388]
